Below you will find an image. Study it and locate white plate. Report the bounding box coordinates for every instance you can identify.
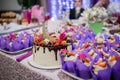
[61,69,93,80]
[28,55,61,70]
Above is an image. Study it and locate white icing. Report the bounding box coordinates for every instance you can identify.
[22,39,25,42]
[74,40,80,46]
[93,58,107,75]
[97,38,105,44]
[108,56,117,67]
[88,49,94,55]
[33,46,61,66]
[44,39,50,45]
[9,42,12,47]
[88,50,97,59]
[92,53,97,59]
[93,65,107,75]
[66,32,73,37]
[84,61,91,66]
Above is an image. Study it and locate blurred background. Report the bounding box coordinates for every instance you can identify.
[0,0,120,18]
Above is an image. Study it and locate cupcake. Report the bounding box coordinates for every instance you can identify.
[109,48,120,80]
[91,57,111,80]
[0,36,6,49]
[21,37,29,49]
[88,49,97,60]
[6,39,14,51]
[12,39,23,51]
[75,54,92,79]
[29,36,34,46]
[72,40,80,50]
[60,49,77,74]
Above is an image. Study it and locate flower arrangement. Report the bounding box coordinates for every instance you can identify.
[33,32,69,47]
[34,23,67,47]
[60,49,75,57]
[81,7,108,22]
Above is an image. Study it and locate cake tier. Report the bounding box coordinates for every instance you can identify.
[33,45,71,67]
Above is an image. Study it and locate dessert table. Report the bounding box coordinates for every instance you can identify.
[0,20,77,80]
[0,27,109,80]
[0,19,119,80]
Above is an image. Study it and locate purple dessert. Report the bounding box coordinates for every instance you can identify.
[0,30,35,52]
[91,57,111,80]
[75,54,92,79]
[60,49,77,74]
[12,40,23,51]
[0,36,6,49]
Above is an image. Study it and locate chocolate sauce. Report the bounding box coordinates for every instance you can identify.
[34,45,36,53]
[33,44,69,61]
[37,46,40,50]
[43,47,45,53]
[54,50,58,61]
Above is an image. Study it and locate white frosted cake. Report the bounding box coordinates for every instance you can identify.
[32,45,70,67]
[32,20,72,68]
[32,38,71,67]
[33,46,60,66]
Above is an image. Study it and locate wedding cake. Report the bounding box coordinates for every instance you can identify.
[32,20,72,68]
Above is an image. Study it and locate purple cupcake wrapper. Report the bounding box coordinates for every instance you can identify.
[112,66,120,80]
[91,62,111,80]
[75,60,92,79]
[64,60,76,73]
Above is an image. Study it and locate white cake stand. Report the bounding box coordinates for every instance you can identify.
[28,55,61,69]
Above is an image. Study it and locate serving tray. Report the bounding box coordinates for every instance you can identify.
[61,69,93,80]
[0,26,42,54]
[28,55,61,69]
[0,47,32,55]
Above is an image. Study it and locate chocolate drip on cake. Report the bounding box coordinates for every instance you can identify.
[37,46,40,50]
[54,50,58,61]
[33,21,71,61]
[43,47,45,53]
[34,45,36,53]
[33,44,69,61]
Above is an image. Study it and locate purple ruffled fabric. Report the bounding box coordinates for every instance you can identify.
[111,58,120,80]
[75,60,92,79]
[91,57,111,80]
[22,38,29,49]
[65,61,76,74]
[91,65,111,80]
[0,31,35,52]
[29,36,34,46]
[109,51,120,80]
[60,55,65,68]
[6,39,14,51]
[12,39,23,51]
[0,36,6,49]
[72,43,79,50]
[60,53,76,74]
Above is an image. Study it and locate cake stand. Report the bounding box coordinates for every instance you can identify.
[28,55,61,69]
